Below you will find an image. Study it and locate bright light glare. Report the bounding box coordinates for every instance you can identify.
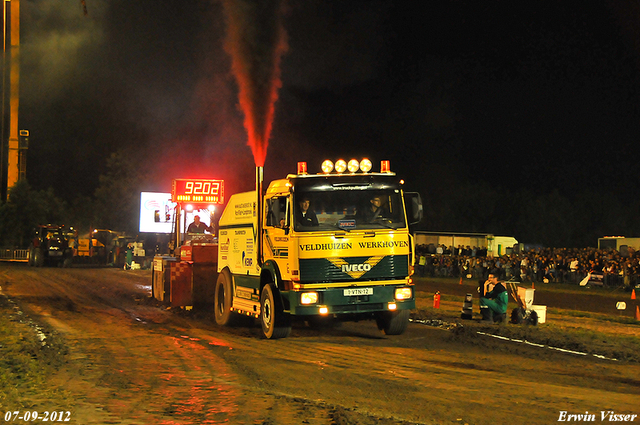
[360,158,372,172]
[319,306,329,315]
[395,287,413,300]
[185,204,194,212]
[347,159,359,173]
[388,302,398,311]
[321,160,334,173]
[208,205,216,212]
[300,292,318,305]
[335,159,347,173]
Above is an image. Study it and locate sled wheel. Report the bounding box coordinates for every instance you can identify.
[526,309,539,326]
[510,307,524,324]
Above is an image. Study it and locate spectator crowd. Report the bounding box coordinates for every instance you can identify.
[415,244,640,288]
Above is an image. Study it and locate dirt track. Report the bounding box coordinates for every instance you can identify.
[1,263,639,424]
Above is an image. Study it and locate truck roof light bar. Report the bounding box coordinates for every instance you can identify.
[360,158,372,172]
[317,158,382,174]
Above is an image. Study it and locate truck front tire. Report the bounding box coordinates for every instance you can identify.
[260,284,291,339]
[375,309,410,335]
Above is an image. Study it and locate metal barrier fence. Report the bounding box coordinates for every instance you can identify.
[0,248,30,262]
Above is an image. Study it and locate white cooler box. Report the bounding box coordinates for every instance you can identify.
[531,305,547,324]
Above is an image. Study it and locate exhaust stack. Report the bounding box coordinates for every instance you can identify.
[256,166,264,266]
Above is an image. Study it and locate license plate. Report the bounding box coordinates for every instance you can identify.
[343,287,373,296]
[49,251,63,256]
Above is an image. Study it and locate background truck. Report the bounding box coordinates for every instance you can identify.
[28,224,74,267]
[214,159,423,338]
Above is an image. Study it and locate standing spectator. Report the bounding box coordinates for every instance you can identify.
[418,253,427,277]
[570,258,579,284]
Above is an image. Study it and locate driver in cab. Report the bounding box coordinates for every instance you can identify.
[359,196,389,223]
[187,215,213,234]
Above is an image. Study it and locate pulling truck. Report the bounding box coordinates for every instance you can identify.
[215,159,423,338]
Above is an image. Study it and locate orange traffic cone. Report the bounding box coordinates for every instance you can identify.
[632,289,636,300]
[459,276,463,285]
[531,282,535,290]
[635,306,640,321]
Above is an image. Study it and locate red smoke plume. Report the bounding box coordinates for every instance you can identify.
[222,0,288,167]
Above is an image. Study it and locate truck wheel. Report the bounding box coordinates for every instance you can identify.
[28,248,35,266]
[214,270,236,326]
[375,309,410,335]
[525,310,538,326]
[510,307,524,324]
[260,284,291,339]
[33,248,45,267]
[62,256,73,268]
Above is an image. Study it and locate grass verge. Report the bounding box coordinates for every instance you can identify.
[412,307,640,363]
[0,293,71,409]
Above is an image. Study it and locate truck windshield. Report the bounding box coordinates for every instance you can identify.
[293,189,406,232]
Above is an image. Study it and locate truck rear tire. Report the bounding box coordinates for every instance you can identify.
[260,284,291,339]
[214,270,235,326]
[62,256,73,268]
[33,248,45,267]
[375,309,410,335]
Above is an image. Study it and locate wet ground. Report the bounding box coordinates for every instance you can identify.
[0,264,638,424]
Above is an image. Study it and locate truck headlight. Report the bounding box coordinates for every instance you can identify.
[300,292,319,305]
[395,287,413,300]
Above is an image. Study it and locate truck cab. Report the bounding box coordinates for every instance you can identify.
[216,159,423,338]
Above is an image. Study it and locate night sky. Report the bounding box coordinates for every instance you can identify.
[18,1,640,231]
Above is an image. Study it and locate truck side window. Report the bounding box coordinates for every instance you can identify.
[266,197,289,228]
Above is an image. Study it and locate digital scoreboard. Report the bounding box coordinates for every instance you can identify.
[171,179,224,204]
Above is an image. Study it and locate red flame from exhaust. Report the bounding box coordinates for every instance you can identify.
[222,0,288,167]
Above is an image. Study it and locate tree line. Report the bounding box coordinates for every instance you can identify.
[0,151,142,247]
[1,151,636,248]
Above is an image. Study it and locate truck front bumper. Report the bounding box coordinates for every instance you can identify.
[284,284,415,316]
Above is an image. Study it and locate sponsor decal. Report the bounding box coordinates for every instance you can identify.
[220,238,230,253]
[236,289,253,300]
[234,202,254,217]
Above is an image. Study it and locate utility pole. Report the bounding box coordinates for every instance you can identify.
[1,0,19,202]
